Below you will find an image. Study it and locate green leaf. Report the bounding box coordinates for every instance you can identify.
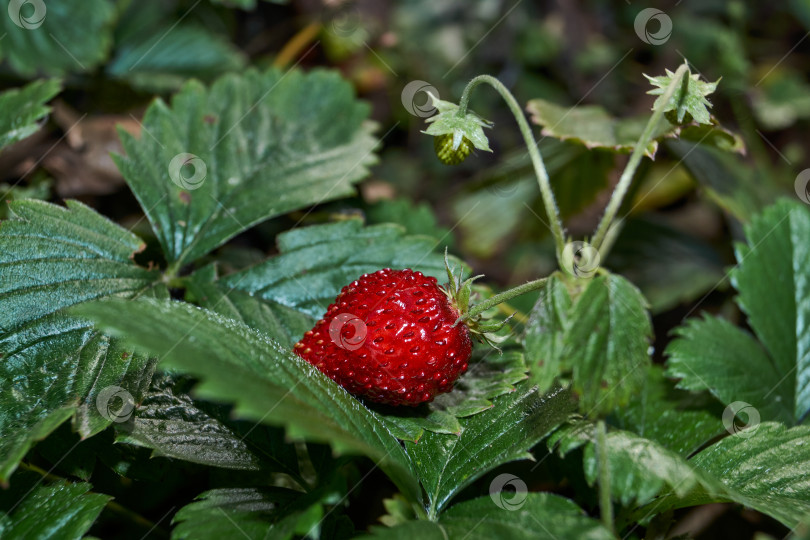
[375,349,529,442]
[581,429,724,508]
[185,266,314,347]
[666,315,793,423]
[0,473,110,539]
[108,24,245,92]
[667,200,810,423]
[648,423,810,529]
[0,79,61,151]
[0,200,161,482]
[523,274,572,393]
[223,219,457,318]
[171,487,321,540]
[559,421,810,529]
[406,386,576,518]
[609,366,723,456]
[527,98,669,158]
[362,493,613,540]
[526,97,742,158]
[0,0,114,76]
[72,297,420,503]
[114,68,377,267]
[0,174,51,219]
[116,373,301,478]
[365,199,454,248]
[550,423,725,509]
[562,273,653,415]
[733,200,810,422]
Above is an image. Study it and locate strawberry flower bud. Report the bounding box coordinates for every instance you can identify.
[423,93,492,164]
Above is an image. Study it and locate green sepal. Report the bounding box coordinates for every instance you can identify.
[645,64,719,125]
[423,93,493,152]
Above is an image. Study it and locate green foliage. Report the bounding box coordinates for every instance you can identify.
[527,98,670,157]
[524,272,653,415]
[0,200,161,482]
[0,473,110,539]
[523,274,571,392]
[0,3,807,535]
[667,200,810,423]
[423,95,492,152]
[0,0,114,76]
[685,422,810,527]
[72,297,422,503]
[646,67,718,125]
[115,68,377,267]
[108,22,245,91]
[222,219,458,318]
[362,493,613,540]
[115,373,301,477]
[577,426,724,508]
[554,421,810,529]
[407,386,575,518]
[185,266,315,348]
[0,79,60,151]
[609,366,723,456]
[526,96,743,159]
[365,199,454,246]
[172,487,324,540]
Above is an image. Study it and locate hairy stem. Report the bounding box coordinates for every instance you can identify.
[596,420,614,533]
[458,277,548,323]
[591,62,689,253]
[458,75,566,259]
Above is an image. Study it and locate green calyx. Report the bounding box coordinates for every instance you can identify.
[423,93,492,163]
[440,250,513,350]
[645,63,719,125]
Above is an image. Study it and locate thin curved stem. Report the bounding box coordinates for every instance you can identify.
[591,62,689,252]
[458,277,548,323]
[458,75,566,260]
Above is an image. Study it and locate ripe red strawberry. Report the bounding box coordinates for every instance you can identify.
[294,268,473,406]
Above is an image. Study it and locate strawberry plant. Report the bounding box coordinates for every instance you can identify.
[0,2,809,539]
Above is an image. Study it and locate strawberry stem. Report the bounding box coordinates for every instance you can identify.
[457,276,549,324]
[457,75,566,261]
[596,420,615,533]
[590,62,690,254]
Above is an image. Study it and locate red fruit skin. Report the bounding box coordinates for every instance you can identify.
[294,268,472,406]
